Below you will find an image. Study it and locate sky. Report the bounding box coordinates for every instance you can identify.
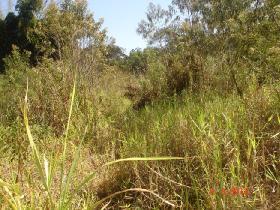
[89,0,172,53]
[0,0,172,53]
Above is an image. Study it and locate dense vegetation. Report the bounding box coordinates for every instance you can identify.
[0,0,279,209]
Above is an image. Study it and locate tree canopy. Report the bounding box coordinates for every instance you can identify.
[137,0,280,95]
[0,0,108,72]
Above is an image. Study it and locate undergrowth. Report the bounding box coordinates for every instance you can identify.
[0,73,279,209]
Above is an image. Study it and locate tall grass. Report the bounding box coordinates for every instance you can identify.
[115,91,279,209]
[0,79,186,209]
[0,59,279,208]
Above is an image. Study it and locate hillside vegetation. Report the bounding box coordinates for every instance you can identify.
[0,0,279,209]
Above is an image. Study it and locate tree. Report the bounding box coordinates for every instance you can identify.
[60,0,88,19]
[123,48,160,74]
[0,12,20,71]
[125,48,148,74]
[16,0,43,28]
[137,2,206,93]
[8,0,14,12]
[0,0,109,72]
[0,0,45,67]
[0,18,5,72]
[106,43,127,66]
[138,0,280,95]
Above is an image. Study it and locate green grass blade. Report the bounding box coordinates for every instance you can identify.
[23,82,54,207]
[24,89,45,188]
[60,126,88,208]
[59,76,77,209]
[64,76,77,139]
[104,157,185,166]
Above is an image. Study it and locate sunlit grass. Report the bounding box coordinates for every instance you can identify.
[0,80,187,209]
[0,79,279,209]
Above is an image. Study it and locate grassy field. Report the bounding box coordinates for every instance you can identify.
[0,68,279,209]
